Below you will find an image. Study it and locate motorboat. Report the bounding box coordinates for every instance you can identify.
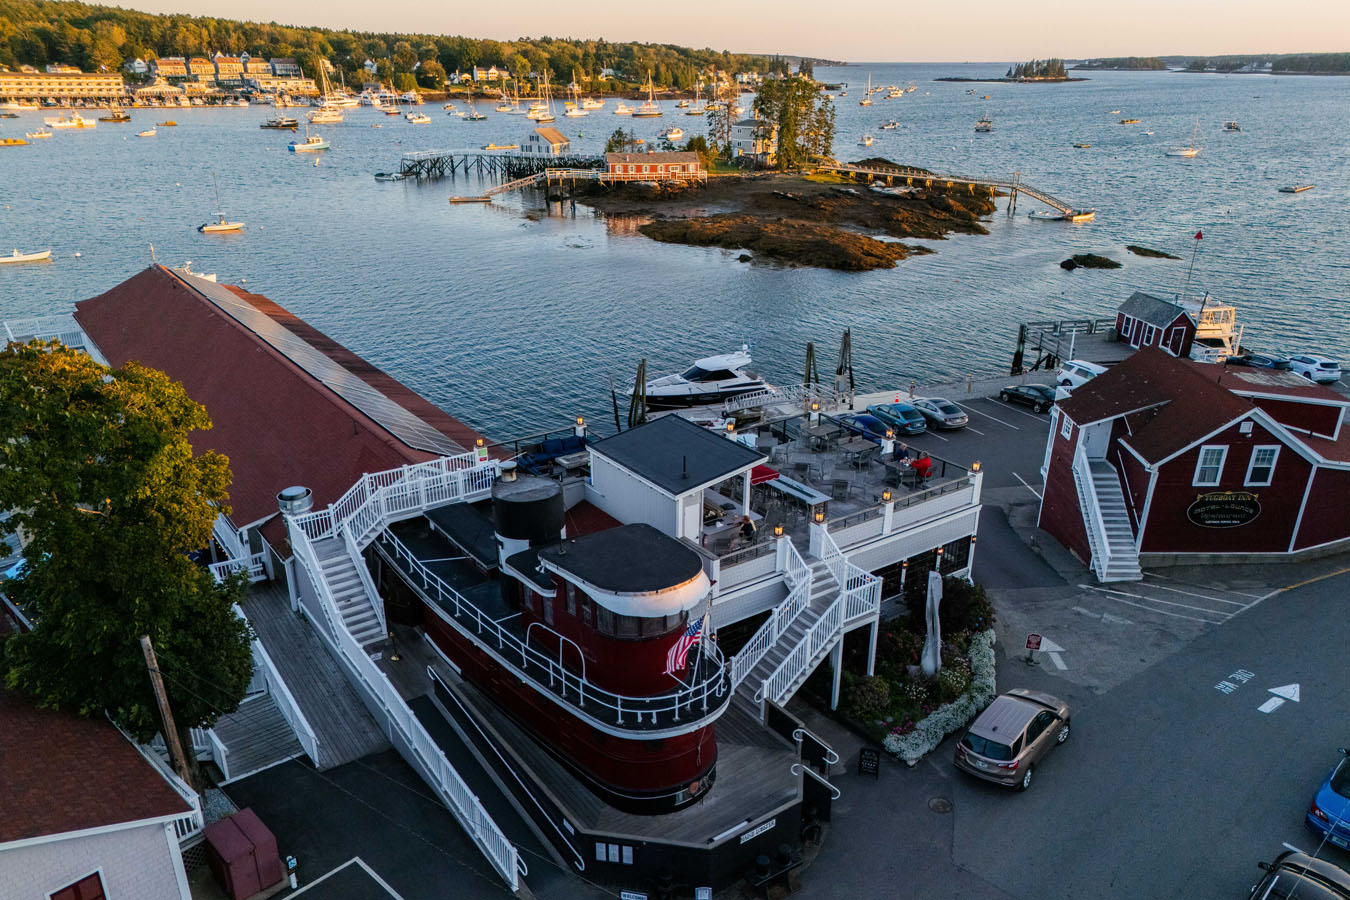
[1119,118,1140,124]
[136,128,156,137]
[157,120,177,126]
[1073,142,1090,148]
[613,102,633,115]
[660,126,685,142]
[405,112,431,124]
[25,129,52,139]
[1,248,51,264]
[45,113,94,129]
[581,97,604,110]
[1,137,28,146]
[858,133,873,146]
[974,115,993,133]
[0,112,16,118]
[464,110,487,121]
[1182,294,1243,363]
[308,108,344,123]
[98,109,131,122]
[1223,121,1240,132]
[880,121,900,130]
[288,131,330,152]
[373,171,406,181]
[1028,208,1096,222]
[639,347,770,409]
[1,100,39,110]
[1279,184,1314,193]
[261,116,299,129]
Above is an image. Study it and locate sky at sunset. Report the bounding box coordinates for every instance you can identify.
[124,0,1350,61]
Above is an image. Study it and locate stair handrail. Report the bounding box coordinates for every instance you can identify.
[729,537,812,689]
[814,524,882,625]
[285,515,521,891]
[791,763,842,800]
[235,602,321,764]
[342,525,387,636]
[1071,444,1112,580]
[761,594,844,706]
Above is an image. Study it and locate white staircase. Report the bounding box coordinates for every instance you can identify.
[1087,461,1142,582]
[313,536,387,646]
[734,559,841,716]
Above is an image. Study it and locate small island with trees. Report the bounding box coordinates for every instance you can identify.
[1073,56,1167,70]
[936,58,1086,83]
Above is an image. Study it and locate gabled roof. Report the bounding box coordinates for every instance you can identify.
[605,151,700,166]
[1215,366,1348,403]
[590,414,764,495]
[1117,291,1193,328]
[73,267,486,547]
[0,691,190,844]
[532,127,569,145]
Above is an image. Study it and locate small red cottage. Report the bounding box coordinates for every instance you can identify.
[1115,292,1197,358]
[1038,348,1350,580]
[604,151,703,180]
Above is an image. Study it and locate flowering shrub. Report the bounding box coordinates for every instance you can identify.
[846,675,891,721]
[936,665,971,703]
[882,629,996,765]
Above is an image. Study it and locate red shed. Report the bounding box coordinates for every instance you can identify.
[1115,292,1197,358]
[1037,348,1350,578]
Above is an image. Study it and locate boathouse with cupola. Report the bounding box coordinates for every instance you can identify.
[7,265,987,897]
[605,151,704,178]
[1038,348,1350,581]
[1115,291,1196,357]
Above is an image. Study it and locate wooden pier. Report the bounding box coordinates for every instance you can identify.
[1010,317,1129,374]
[400,148,605,180]
[819,161,1088,217]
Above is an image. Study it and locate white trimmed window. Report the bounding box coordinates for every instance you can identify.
[1193,445,1227,486]
[1060,414,1073,440]
[1143,324,1156,346]
[1245,446,1280,486]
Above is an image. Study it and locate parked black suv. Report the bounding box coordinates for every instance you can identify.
[1249,849,1350,899]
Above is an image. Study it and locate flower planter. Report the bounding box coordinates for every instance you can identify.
[882,629,997,766]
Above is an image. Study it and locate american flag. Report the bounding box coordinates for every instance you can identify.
[665,609,708,676]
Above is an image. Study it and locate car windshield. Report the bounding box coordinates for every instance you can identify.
[1332,763,1350,797]
[961,732,1013,761]
[936,402,961,415]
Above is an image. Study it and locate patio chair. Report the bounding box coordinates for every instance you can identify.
[831,478,852,501]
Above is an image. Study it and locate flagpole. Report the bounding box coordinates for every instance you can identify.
[1182,230,1202,301]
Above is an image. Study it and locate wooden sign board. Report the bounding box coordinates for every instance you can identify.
[858,747,881,779]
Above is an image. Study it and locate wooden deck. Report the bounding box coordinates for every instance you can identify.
[212,693,304,783]
[239,580,390,769]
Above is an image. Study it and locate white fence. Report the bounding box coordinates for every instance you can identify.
[127,726,205,845]
[728,538,811,690]
[240,605,321,764]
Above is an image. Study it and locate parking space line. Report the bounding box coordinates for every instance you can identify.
[965,426,986,436]
[1140,581,1249,606]
[916,431,949,442]
[952,401,1020,430]
[980,397,1050,422]
[1013,472,1042,499]
[1145,571,1263,599]
[1079,585,1227,625]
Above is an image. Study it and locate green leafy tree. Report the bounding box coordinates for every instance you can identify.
[417,59,446,88]
[752,73,835,169]
[0,342,253,786]
[604,127,640,153]
[682,134,714,168]
[392,40,417,72]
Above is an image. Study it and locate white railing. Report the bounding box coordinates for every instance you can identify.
[1072,444,1111,581]
[722,382,848,414]
[717,541,779,592]
[209,552,268,583]
[242,606,321,764]
[729,538,812,689]
[763,594,844,706]
[292,452,496,548]
[814,525,882,626]
[344,525,387,635]
[286,516,522,890]
[377,529,729,730]
[126,725,205,845]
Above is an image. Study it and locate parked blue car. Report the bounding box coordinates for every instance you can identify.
[1307,748,1350,850]
[865,402,928,435]
[835,414,892,442]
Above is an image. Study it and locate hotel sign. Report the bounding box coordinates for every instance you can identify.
[1187,491,1261,528]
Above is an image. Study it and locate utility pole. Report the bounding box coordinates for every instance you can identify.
[140,635,193,788]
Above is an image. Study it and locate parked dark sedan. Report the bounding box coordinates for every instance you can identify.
[836,413,892,441]
[1227,353,1292,371]
[998,383,1057,413]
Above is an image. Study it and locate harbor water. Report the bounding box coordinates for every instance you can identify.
[1,64,1346,437]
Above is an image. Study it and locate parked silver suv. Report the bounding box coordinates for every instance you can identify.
[954,689,1070,791]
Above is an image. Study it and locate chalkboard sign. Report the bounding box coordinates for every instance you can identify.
[858,748,881,779]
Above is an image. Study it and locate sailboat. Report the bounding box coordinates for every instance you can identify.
[633,72,662,117]
[310,65,345,122]
[527,72,556,122]
[384,87,402,116]
[463,87,486,121]
[198,172,245,233]
[684,83,707,116]
[1166,122,1201,157]
[859,74,873,106]
[564,71,588,117]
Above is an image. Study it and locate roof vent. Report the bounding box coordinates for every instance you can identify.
[277,485,313,515]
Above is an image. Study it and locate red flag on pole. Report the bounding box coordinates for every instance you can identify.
[1194,230,1203,240]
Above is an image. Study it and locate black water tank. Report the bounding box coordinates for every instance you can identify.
[492,475,564,545]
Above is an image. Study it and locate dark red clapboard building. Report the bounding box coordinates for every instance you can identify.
[1038,348,1350,579]
[1115,292,1197,358]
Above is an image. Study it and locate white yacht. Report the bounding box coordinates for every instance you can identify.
[640,347,769,409]
[1182,294,1243,363]
[660,126,685,142]
[974,115,993,133]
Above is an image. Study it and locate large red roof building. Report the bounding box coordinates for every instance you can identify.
[1038,348,1350,579]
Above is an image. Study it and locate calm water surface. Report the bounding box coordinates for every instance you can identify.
[1,64,1347,437]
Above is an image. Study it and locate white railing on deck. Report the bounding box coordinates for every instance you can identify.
[126,725,205,845]
[729,538,812,689]
[344,525,387,636]
[209,552,267,583]
[292,452,496,548]
[816,525,882,626]
[377,529,728,729]
[286,515,522,891]
[763,595,844,706]
[238,604,321,764]
[1072,444,1111,581]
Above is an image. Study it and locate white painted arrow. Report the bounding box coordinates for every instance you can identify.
[1037,637,1067,670]
[1258,697,1285,714]
[1269,684,1300,702]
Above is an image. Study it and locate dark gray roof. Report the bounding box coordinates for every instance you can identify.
[590,415,764,495]
[536,524,701,593]
[1117,292,1192,329]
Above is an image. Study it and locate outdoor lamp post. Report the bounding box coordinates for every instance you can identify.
[475,436,487,463]
[882,489,892,503]
[882,427,895,457]
[575,416,586,438]
[814,509,825,524]
[809,400,821,426]
[972,460,981,472]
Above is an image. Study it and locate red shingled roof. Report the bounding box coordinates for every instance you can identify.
[73,267,487,550]
[0,691,190,844]
[1059,349,1255,464]
[1214,366,1349,403]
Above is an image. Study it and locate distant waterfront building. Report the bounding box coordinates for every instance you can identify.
[524,126,571,155]
[125,57,148,75]
[0,69,125,100]
[212,54,244,83]
[0,690,198,900]
[363,58,379,75]
[470,65,502,82]
[243,56,271,76]
[246,73,318,96]
[133,79,185,102]
[730,117,778,165]
[604,151,704,179]
[186,57,213,78]
[44,63,81,74]
[270,57,301,77]
[151,56,187,79]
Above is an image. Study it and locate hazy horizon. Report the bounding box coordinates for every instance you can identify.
[118,0,1349,62]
